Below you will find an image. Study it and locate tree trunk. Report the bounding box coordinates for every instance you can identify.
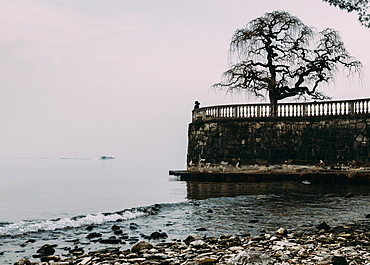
[269,91,278,117]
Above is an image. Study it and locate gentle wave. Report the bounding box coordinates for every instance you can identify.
[0,208,153,237]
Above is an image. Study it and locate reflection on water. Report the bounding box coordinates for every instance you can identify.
[183,181,370,237]
[185,180,370,200]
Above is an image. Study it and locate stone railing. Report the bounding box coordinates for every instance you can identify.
[192,98,370,122]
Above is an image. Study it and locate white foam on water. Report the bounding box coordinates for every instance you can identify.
[0,210,147,236]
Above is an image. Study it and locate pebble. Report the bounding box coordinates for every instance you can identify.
[13,220,370,264]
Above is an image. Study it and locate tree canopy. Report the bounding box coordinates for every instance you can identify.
[323,0,370,27]
[213,11,362,110]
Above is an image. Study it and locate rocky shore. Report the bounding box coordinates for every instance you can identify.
[14,219,370,265]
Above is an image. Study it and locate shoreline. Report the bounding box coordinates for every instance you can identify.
[15,219,370,265]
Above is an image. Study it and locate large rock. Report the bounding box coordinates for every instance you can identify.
[131,241,153,253]
[149,231,168,239]
[190,240,208,248]
[316,222,331,231]
[184,234,203,245]
[276,228,288,236]
[36,244,55,257]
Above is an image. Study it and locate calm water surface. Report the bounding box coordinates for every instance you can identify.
[0,157,185,223]
[1,158,370,264]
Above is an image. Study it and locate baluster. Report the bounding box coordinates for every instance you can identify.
[311,104,315,116]
[363,101,367,114]
[340,102,343,115]
[343,102,346,115]
[333,103,337,115]
[342,102,345,115]
[309,104,313,116]
[302,104,306,116]
[346,102,349,115]
[337,103,341,115]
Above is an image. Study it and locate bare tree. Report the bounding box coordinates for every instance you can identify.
[213,11,362,114]
[323,0,370,27]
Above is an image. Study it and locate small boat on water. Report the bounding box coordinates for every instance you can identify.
[100,156,115,160]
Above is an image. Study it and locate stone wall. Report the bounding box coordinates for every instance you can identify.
[187,115,370,172]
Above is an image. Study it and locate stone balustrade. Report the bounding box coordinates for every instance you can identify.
[192,98,370,122]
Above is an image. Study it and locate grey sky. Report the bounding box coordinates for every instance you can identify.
[0,0,368,171]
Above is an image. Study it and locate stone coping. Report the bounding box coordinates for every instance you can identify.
[169,165,370,183]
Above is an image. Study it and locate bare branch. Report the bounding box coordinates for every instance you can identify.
[212,10,362,109]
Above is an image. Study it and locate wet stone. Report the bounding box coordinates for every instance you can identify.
[100,238,121,244]
[149,231,168,239]
[36,244,56,257]
[86,232,102,239]
[12,220,370,265]
[111,224,121,231]
[14,258,31,265]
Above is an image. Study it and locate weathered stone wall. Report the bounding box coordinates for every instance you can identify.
[187,115,370,172]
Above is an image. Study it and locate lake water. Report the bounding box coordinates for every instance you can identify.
[0,157,186,223]
[2,157,370,264]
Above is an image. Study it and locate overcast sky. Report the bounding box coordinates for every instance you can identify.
[0,0,369,171]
